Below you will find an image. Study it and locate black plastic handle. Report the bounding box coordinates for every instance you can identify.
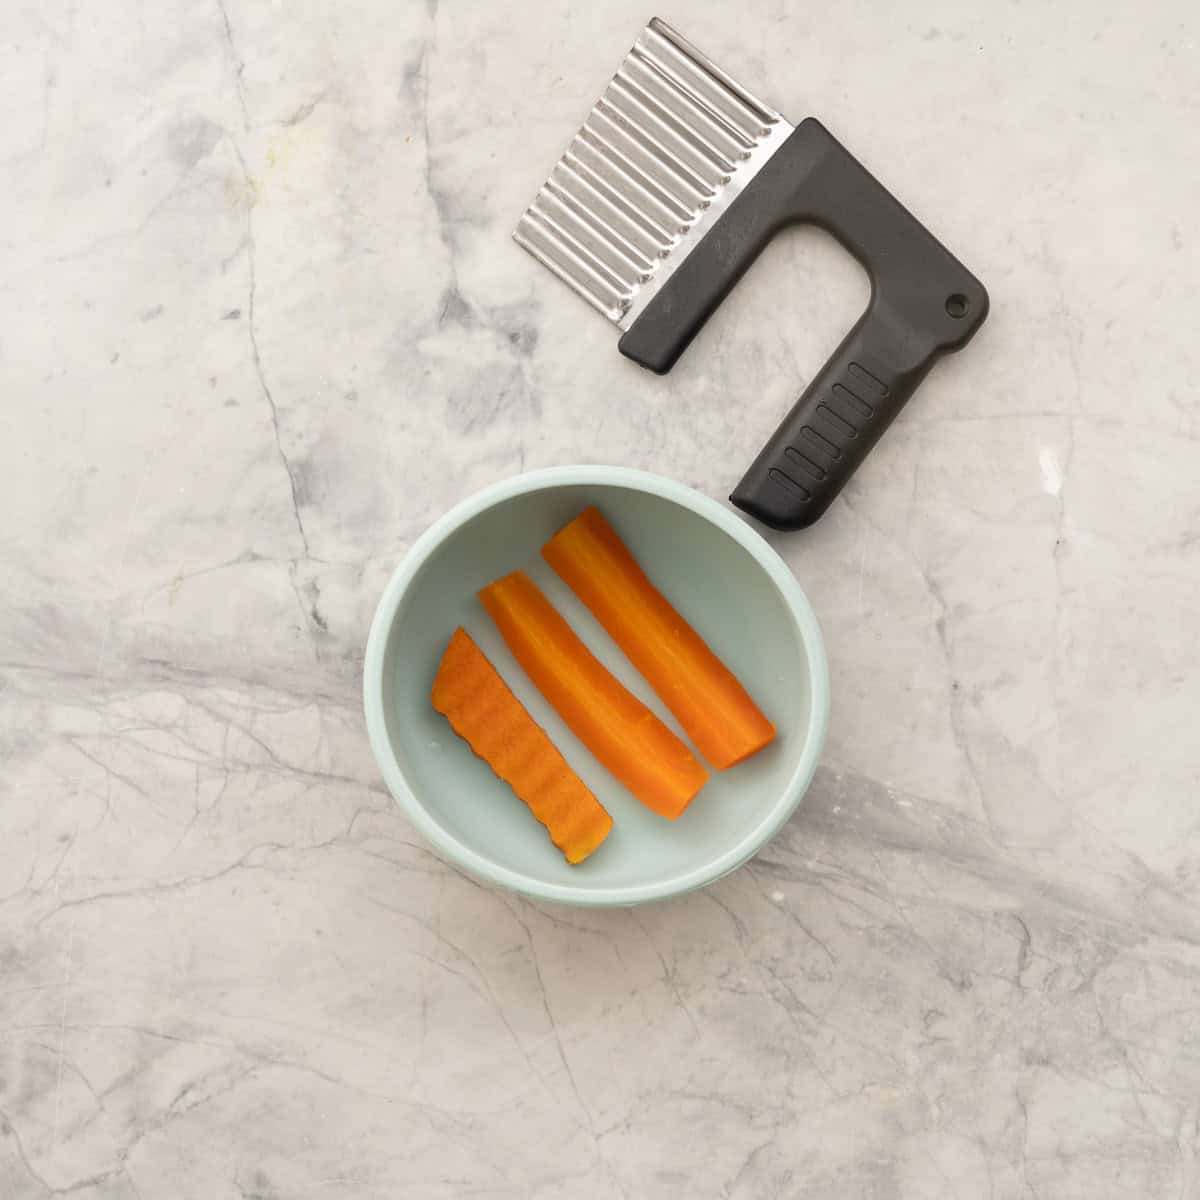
[618,118,989,530]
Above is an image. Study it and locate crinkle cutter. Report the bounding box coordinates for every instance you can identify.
[514,18,989,529]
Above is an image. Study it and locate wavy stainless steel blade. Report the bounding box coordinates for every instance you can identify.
[514,17,794,330]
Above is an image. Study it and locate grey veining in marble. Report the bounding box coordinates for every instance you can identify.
[3,1,1200,1197]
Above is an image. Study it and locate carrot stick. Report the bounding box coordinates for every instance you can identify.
[542,507,776,769]
[431,628,612,864]
[478,572,707,819]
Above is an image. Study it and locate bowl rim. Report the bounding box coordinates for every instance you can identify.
[362,465,830,907]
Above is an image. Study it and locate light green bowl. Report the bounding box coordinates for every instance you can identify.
[363,466,829,906]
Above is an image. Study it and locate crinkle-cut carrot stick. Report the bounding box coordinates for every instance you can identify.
[478,572,707,820]
[431,628,612,864]
[542,507,776,769]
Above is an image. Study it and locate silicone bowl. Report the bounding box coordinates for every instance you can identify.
[363,466,829,906]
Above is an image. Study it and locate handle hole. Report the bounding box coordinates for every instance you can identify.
[945,293,969,319]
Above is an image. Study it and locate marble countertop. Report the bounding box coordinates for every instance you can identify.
[4,1,1200,1196]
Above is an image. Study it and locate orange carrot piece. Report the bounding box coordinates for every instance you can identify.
[431,628,612,864]
[542,507,776,769]
[479,572,707,819]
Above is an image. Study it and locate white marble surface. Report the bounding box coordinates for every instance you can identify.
[4,0,1200,1196]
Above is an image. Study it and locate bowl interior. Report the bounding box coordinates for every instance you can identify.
[376,480,819,901]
